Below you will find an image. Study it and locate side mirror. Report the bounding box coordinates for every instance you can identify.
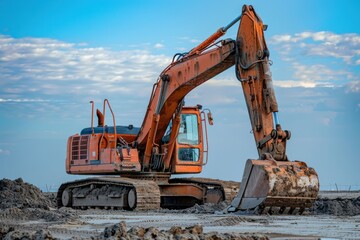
[207,112,214,125]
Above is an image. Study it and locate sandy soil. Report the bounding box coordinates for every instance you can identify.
[1,178,360,239]
[2,208,360,239]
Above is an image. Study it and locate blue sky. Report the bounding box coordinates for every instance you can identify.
[0,0,359,191]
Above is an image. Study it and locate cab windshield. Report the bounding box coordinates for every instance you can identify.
[177,114,199,145]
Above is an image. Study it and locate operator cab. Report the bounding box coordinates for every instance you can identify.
[162,106,212,174]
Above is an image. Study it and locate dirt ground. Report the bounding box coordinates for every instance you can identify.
[1,178,360,239]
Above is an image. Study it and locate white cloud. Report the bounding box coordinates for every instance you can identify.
[274,80,318,88]
[190,39,200,43]
[0,34,171,98]
[188,91,238,105]
[0,149,10,155]
[270,31,360,65]
[321,117,331,126]
[270,31,360,89]
[346,81,360,93]
[0,98,51,103]
[0,32,357,122]
[271,34,293,43]
[154,43,164,49]
[205,72,336,90]
[179,37,200,44]
[292,63,352,82]
[205,78,239,87]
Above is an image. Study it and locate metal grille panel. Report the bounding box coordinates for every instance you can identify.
[71,135,89,162]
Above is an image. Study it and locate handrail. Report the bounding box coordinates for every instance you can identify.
[98,99,117,151]
[102,99,117,136]
[90,101,94,135]
[200,110,209,166]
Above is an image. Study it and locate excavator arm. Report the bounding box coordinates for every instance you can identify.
[136,4,319,213]
[229,5,319,213]
[235,5,292,162]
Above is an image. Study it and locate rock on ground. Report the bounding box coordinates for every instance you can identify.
[100,221,269,240]
[0,226,55,240]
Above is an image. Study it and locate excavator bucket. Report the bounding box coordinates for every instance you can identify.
[227,159,319,214]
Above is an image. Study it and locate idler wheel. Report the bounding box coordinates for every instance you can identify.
[127,189,136,210]
[61,188,72,207]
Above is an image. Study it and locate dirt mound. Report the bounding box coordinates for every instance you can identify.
[0,178,53,210]
[0,226,55,240]
[0,206,79,222]
[311,196,360,216]
[0,178,78,222]
[100,221,269,240]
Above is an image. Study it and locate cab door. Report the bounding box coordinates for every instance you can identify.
[172,107,205,173]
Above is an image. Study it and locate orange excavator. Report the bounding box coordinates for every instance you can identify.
[57,5,319,214]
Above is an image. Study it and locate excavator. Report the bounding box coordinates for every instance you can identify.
[57,5,319,214]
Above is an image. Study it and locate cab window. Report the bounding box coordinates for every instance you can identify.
[178,148,200,162]
[177,114,199,145]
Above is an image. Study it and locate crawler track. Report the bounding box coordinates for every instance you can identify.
[57,177,240,211]
[57,177,160,211]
